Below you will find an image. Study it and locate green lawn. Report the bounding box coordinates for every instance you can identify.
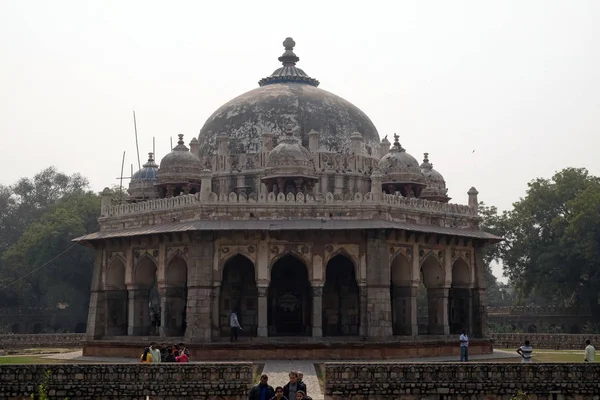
[0,356,63,364]
[495,348,588,363]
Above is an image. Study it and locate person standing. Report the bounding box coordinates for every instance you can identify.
[297,371,306,394]
[270,386,288,400]
[149,342,161,363]
[585,339,596,362]
[459,330,469,362]
[517,340,533,363]
[248,374,275,400]
[230,309,243,343]
[283,371,306,400]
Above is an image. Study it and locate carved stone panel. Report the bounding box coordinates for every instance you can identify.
[133,248,159,263]
[166,246,188,263]
[388,244,413,262]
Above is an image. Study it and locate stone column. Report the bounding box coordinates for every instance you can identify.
[359,283,368,337]
[257,285,269,338]
[211,284,221,338]
[427,287,450,336]
[366,230,393,337]
[471,288,488,338]
[184,233,214,341]
[127,286,149,336]
[159,285,169,337]
[86,247,106,339]
[311,285,324,337]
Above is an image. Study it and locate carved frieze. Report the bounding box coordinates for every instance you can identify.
[106,251,125,265]
[166,246,188,263]
[133,248,158,264]
[418,246,444,266]
[451,249,472,266]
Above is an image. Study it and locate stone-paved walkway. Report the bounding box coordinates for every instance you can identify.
[261,361,324,400]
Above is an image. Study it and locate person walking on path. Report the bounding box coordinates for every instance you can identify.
[585,339,596,362]
[459,330,469,362]
[249,374,275,400]
[270,386,288,400]
[230,309,243,343]
[283,371,306,400]
[517,340,533,363]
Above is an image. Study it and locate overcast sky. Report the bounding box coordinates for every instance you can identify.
[1,1,599,280]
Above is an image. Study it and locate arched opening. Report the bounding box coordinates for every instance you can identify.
[268,254,312,336]
[220,254,258,337]
[105,259,128,336]
[164,257,188,336]
[390,253,414,335]
[449,258,471,335]
[323,255,359,336]
[421,255,446,335]
[131,257,158,336]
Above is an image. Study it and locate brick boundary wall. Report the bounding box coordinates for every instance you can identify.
[0,333,85,348]
[491,333,600,350]
[325,363,600,400]
[0,363,252,400]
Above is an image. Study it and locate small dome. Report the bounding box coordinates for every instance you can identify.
[378,134,425,185]
[157,134,203,185]
[420,153,451,203]
[132,153,159,181]
[265,125,316,179]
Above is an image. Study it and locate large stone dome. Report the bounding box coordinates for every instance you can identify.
[197,38,380,157]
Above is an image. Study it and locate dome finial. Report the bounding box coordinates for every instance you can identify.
[177,134,184,145]
[148,152,154,162]
[392,133,405,152]
[285,124,294,136]
[279,37,300,66]
[421,152,433,171]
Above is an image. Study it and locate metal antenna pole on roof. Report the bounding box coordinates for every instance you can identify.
[170,136,173,150]
[118,151,126,203]
[153,137,155,159]
[133,110,145,199]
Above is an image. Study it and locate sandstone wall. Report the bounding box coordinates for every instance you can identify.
[491,333,600,350]
[0,363,252,400]
[0,333,85,348]
[325,363,600,400]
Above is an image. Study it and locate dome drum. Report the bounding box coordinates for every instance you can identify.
[420,153,451,203]
[378,135,427,198]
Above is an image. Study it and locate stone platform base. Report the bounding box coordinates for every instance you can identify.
[83,337,493,360]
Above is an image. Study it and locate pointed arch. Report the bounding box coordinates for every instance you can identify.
[390,252,415,335]
[219,251,256,281]
[324,248,359,279]
[451,258,471,288]
[268,250,311,277]
[420,255,444,289]
[133,255,157,288]
[104,257,128,336]
[391,253,412,286]
[105,258,126,290]
[166,256,187,287]
[220,254,258,337]
[323,254,360,336]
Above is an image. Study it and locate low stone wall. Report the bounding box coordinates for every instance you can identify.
[491,333,600,350]
[325,363,600,399]
[0,363,252,400]
[0,333,85,348]
[84,338,493,360]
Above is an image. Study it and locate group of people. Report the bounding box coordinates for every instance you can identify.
[140,342,190,363]
[249,371,311,400]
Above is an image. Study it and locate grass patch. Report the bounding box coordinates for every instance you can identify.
[2,347,80,356]
[252,363,265,382]
[495,348,587,363]
[314,363,325,393]
[0,356,64,364]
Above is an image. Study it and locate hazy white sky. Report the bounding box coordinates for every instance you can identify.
[1,1,599,279]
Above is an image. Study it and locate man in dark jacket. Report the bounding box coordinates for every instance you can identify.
[249,374,275,400]
[283,371,307,400]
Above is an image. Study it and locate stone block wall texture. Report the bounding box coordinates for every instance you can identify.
[325,362,600,400]
[491,333,600,350]
[0,363,252,400]
[0,333,85,348]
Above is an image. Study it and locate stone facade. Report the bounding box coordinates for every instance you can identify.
[0,333,84,349]
[76,37,500,349]
[324,363,600,399]
[0,363,252,400]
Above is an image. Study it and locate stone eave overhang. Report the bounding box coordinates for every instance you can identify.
[73,218,502,244]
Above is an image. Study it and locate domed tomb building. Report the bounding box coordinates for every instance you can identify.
[76,38,500,359]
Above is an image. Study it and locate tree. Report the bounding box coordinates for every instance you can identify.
[0,170,99,313]
[500,168,600,317]
[478,202,514,306]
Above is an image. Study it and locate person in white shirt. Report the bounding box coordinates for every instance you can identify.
[459,330,469,362]
[584,339,595,362]
[517,340,533,363]
[230,309,242,343]
[149,342,161,363]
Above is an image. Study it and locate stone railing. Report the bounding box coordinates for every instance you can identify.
[491,333,600,350]
[0,333,85,348]
[487,305,590,316]
[325,363,600,399]
[0,363,252,400]
[103,190,476,218]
